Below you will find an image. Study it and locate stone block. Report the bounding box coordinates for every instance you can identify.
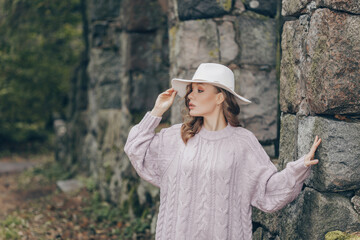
[279,15,309,113]
[280,187,360,239]
[280,9,360,114]
[235,12,277,66]
[305,8,360,114]
[297,115,360,192]
[169,19,220,69]
[56,179,84,194]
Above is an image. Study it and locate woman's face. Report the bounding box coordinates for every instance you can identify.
[187,82,223,117]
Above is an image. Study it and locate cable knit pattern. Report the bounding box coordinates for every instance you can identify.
[124,111,313,240]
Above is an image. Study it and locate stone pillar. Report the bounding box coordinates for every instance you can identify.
[62,0,170,227]
[252,1,360,239]
[167,0,280,158]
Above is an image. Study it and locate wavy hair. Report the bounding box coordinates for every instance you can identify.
[180,83,244,145]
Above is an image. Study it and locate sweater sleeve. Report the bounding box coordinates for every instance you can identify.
[124,111,167,188]
[246,134,312,213]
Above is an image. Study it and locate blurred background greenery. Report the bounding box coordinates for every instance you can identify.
[0,0,84,154]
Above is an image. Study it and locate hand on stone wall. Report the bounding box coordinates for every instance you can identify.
[304,135,322,167]
[150,88,177,117]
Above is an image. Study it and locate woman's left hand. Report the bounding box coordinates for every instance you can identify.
[304,135,322,167]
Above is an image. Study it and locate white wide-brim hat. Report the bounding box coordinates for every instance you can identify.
[171,63,252,105]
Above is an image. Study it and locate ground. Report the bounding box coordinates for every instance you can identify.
[0,153,153,240]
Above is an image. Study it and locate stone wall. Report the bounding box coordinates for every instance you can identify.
[252,0,360,239]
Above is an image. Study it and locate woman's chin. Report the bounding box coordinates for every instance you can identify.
[189,109,199,116]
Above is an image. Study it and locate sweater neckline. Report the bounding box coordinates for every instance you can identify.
[198,122,234,140]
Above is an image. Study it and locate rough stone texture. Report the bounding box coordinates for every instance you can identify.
[218,21,239,64]
[298,116,360,192]
[280,16,309,114]
[252,206,282,236]
[278,113,297,170]
[275,1,360,239]
[351,194,360,215]
[280,8,360,114]
[279,187,360,239]
[305,9,360,114]
[169,19,220,70]
[232,65,278,142]
[235,11,277,66]
[282,0,360,16]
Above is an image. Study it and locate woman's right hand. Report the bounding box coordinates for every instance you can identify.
[150,88,177,117]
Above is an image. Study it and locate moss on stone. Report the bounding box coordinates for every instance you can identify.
[216,0,232,11]
[169,25,179,50]
[308,37,327,96]
[325,230,360,240]
[209,48,219,58]
[281,29,297,106]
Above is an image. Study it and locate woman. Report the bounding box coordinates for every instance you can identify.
[124,63,321,240]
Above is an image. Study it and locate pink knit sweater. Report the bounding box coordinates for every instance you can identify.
[124,111,312,240]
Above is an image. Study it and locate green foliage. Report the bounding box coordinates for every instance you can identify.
[0,215,29,240]
[0,0,84,150]
[82,183,153,238]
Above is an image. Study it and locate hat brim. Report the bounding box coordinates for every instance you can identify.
[171,78,252,105]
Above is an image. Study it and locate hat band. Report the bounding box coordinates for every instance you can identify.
[192,78,208,81]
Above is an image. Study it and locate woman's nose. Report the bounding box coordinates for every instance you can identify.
[188,92,194,100]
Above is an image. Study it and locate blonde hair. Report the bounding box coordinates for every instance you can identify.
[180,83,243,145]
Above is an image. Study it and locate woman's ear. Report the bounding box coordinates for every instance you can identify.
[216,92,225,105]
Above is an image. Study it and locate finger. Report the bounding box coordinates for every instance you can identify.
[310,136,321,153]
[165,89,173,95]
[314,137,322,148]
[310,159,319,165]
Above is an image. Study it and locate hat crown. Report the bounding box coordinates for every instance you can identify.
[192,63,235,91]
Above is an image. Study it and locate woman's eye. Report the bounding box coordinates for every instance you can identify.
[198,89,203,93]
